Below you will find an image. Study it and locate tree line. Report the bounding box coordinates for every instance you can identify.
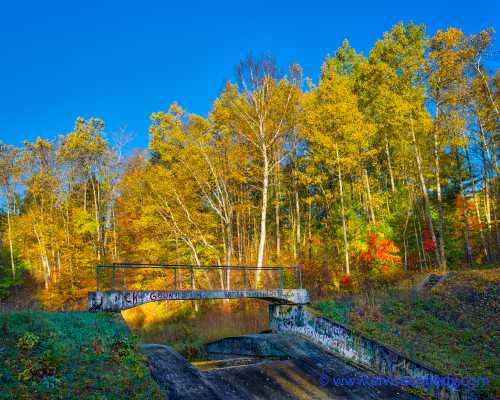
[0,22,498,305]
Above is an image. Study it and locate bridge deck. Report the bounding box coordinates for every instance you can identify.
[88,289,310,312]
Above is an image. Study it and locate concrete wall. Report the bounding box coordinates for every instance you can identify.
[269,304,480,400]
[88,289,309,311]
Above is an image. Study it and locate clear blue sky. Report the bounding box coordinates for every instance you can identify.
[1,0,498,152]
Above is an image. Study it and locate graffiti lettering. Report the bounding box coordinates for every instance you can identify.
[269,304,478,400]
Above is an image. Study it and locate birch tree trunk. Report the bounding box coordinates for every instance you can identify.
[275,152,281,259]
[363,168,376,223]
[433,105,447,271]
[256,144,269,286]
[6,197,16,279]
[112,204,118,261]
[465,146,490,262]
[335,144,350,275]
[457,162,473,267]
[295,185,301,259]
[34,225,50,289]
[384,133,396,193]
[236,208,242,264]
[90,176,101,261]
[410,117,442,268]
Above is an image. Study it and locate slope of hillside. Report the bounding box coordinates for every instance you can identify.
[0,311,163,400]
[314,269,499,398]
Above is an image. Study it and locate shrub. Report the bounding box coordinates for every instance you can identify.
[17,332,40,351]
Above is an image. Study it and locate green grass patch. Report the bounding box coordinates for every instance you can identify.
[314,299,352,325]
[0,311,163,400]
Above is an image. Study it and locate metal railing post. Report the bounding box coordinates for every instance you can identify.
[92,264,301,295]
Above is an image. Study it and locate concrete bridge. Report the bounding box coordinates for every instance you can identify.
[88,263,309,312]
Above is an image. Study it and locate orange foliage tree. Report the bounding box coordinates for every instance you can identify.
[355,232,402,290]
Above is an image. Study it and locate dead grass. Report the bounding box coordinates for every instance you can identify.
[122,299,269,359]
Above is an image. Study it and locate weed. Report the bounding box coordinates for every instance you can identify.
[17,332,40,351]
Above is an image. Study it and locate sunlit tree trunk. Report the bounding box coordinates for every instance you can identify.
[363,168,376,223]
[457,151,473,267]
[34,225,50,289]
[465,146,490,262]
[433,104,447,271]
[90,176,101,261]
[236,209,242,264]
[274,152,281,259]
[295,187,301,259]
[308,201,312,262]
[256,144,269,286]
[111,204,118,261]
[290,196,297,260]
[335,144,350,275]
[478,118,500,258]
[6,197,16,279]
[475,62,499,117]
[384,133,396,193]
[410,117,442,268]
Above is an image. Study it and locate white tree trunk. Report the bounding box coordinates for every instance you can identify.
[295,186,301,259]
[335,144,350,275]
[6,201,15,279]
[363,169,376,223]
[384,133,395,193]
[256,145,269,286]
[433,124,447,271]
[411,117,442,268]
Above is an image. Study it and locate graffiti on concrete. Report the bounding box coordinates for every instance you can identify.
[269,304,479,400]
[88,289,309,312]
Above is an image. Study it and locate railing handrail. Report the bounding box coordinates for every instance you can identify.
[95,262,303,291]
[99,263,296,271]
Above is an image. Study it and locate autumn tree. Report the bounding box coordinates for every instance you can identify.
[212,56,302,285]
[303,57,374,275]
[0,143,20,279]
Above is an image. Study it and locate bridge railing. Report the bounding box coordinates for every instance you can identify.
[95,263,303,292]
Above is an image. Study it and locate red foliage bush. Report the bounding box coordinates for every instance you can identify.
[422,226,436,252]
[339,274,351,287]
[358,232,401,274]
